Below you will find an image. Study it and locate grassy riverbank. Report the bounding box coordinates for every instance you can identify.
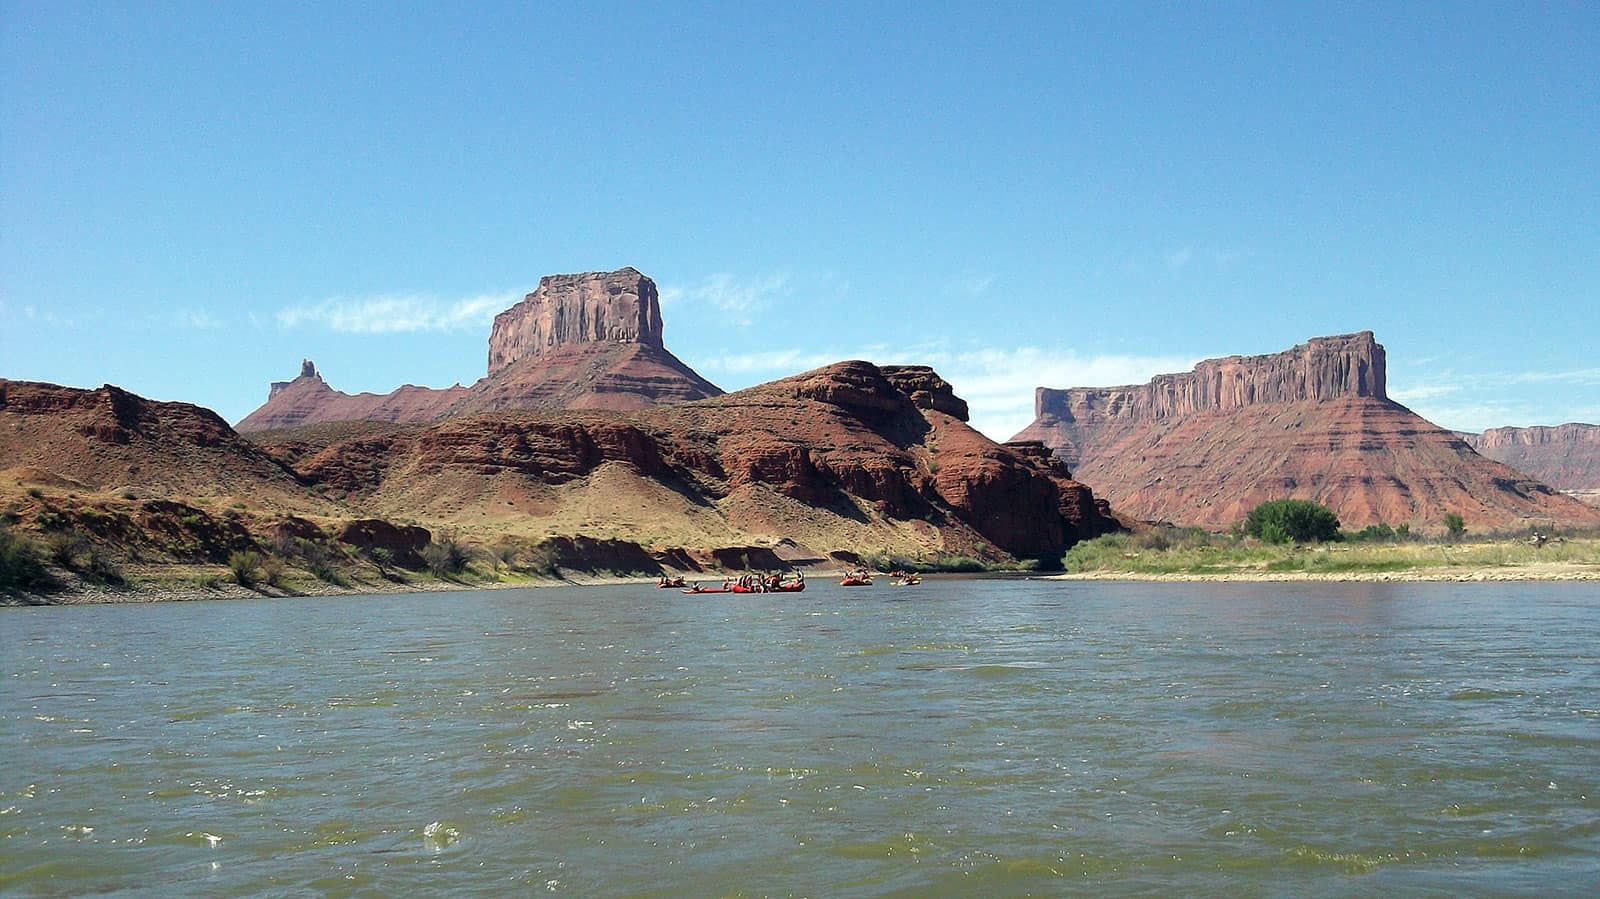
[1055,531,1600,582]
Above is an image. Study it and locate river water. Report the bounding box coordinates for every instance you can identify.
[3,580,1597,895]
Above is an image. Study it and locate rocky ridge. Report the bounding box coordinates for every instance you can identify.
[1012,333,1600,532]
[5,364,1120,588]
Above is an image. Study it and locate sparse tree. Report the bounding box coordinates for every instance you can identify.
[1443,513,1466,542]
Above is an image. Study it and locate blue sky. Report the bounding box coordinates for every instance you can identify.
[4,1,1596,439]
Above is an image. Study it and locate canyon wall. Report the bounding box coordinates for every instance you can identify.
[1465,423,1600,504]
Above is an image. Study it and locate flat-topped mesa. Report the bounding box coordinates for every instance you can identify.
[1010,330,1600,530]
[488,267,664,375]
[1037,331,1386,424]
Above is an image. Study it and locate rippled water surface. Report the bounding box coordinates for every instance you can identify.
[4,580,1599,895]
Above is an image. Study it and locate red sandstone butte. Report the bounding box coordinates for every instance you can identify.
[1011,332,1600,532]
[236,268,721,432]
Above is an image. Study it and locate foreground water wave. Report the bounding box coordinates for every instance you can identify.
[3,580,1598,894]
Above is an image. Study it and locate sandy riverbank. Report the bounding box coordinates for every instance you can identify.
[1,566,841,606]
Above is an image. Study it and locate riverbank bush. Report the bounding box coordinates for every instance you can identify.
[1062,531,1600,575]
[229,550,262,586]
[1,526,50,592]
[1244,499,1341,544]
[422,535,471,576]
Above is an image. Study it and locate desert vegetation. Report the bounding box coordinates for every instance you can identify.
[1063,521,1598,578]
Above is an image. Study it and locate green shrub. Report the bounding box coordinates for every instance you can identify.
[0,526,49,591]
[421,536,470,576]
[44,530,90,567]
[1348,522,1396,542]
[1259,520,1292,545]
[1444,513,1466,541]
[84,551,124,586]
[228,550,262,586]
[262,556,287,588]
[288,537,343,582]
[1244,499,1341,544]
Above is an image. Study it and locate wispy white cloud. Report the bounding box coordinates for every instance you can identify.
[14,304,75,326]
[277,292,515,334]
[659,273,789,326]
[176,309,223,330]
[1165,247,1194,269]
[1391,363,1600,432]
[1505,367,1600,386]
[1388,383,1459,403]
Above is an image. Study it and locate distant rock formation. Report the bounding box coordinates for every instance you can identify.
[1012,332,1600,531]
[1030,332,1386,467]
[239,363,470,432]
[1465,423,1600,507]
[237,268,721,432]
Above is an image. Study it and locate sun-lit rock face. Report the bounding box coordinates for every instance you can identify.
[487,267,665,374]
[1011,332,1600,532]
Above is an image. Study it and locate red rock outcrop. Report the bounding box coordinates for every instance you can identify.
[236,268,721,432]
[1465,423,1600,506]
[337,519,432,568]
[1011,333,1600,532]
[0,379,329,513]
[252,361,1120,564]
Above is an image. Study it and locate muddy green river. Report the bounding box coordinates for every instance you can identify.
[3,579,1597,895]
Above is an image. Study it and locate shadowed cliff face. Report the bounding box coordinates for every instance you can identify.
[1012,333,1600,531]
[236,268,720,432]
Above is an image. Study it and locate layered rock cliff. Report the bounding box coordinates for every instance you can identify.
[1012,333,1600,531]
[237,268,721,432]
[1027,332,1386,467]
[487,267,664,373]
[1465,423,1600,505]
[253,361,1119,563]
